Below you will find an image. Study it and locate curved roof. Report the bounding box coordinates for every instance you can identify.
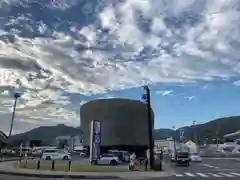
[0,131,8,144]
[224,130,240,138]
[82,98,152,109]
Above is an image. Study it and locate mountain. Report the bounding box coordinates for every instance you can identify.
[154,128,174,139]
[9,124,81,145]
[9,116,240,146]
[155,116,240,143]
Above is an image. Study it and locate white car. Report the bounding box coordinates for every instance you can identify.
[189,153,202,162]
[41,149,72,160]
[95,154,120,165]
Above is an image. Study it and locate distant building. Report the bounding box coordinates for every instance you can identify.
[56,136,71,149]
[56,135,83,151]
[154,139,170,153]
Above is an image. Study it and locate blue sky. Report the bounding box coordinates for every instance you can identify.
[1,0,240,134]
[77,79,240,129]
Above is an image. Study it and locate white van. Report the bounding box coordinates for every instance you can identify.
[41,149,71,160]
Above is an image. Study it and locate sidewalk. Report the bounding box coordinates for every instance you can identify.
[0,161,172,179]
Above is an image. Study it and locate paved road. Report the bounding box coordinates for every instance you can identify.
[1,157,240,179]
[0,175,240,180]
[166,157,240,178]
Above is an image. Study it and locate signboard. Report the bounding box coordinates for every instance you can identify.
[180,128,184,141]
[90,120,101,162]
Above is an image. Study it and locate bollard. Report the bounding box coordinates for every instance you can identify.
[51,160,55,170]
[68,161,71,172]
[16,160,19,168]
[37,160,40,169]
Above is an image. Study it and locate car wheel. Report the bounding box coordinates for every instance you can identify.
[46,156,51,160]
[63,156,68,160]
[110,160,118,166]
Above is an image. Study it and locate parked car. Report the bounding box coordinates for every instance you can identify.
[94,153,120,165]
[175,151,190,166]
[108,150,130,163]
[41,149,72,160]
[189,153,202,162]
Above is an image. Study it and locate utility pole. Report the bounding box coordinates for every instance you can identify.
[143,86,154,169]
[193,120,197,144]
[172,125,177,161]
[9,92,21,138]
[216,128,219,149]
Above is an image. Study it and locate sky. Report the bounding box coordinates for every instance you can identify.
[1,0,240,134]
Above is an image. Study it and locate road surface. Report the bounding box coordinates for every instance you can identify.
[167,157,240,178]
[0,157,240,179]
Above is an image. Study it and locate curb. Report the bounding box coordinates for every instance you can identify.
[0,159,121,179]
[0,159,170,179]
[0,170,121,179]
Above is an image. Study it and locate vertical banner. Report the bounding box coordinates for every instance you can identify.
[90,120,101,162]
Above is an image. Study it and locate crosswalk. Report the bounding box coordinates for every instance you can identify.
[175,172,240,178]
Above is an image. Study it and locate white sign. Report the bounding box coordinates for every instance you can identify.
[90,120,101,162]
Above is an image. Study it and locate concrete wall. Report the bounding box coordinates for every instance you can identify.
[80,98,154,147]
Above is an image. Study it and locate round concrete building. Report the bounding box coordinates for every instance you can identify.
[80,98,154,155]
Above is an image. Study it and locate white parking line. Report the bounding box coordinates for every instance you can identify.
[218,173,235,177]
[231,172,240,176]
[184,172,196,177]
[208,173,222,177]
[175,174,184,177]
[196,173,208,177]
[201,163,220,168]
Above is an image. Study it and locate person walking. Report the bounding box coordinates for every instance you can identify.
[129,152,136,171]
[144,149,150,171]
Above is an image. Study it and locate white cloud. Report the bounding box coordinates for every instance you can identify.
[185,96,196,100]
[80,100,88,106]
[233,80,240,86]
[156,90,173,96]
[0,0,240,133]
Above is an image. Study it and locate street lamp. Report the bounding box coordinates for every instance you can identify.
[141,85,154,169]
[193,120,198,145]
[8,91,21,138]
[172,125,177,161]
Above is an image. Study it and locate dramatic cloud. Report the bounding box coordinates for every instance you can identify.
[0,0,240,133]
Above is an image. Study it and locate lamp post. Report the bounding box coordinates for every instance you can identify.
[193,120,197,144]
[142,85,154,169]
[8,92,21,138]
[172,125,177,161]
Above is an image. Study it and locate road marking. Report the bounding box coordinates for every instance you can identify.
[218,172,235,177]
[196,173,208,177]
[175,174,184,177]
[230,172,240,176]
[201,163,220,168]
[184,172,196,177]
[208,173,222,177]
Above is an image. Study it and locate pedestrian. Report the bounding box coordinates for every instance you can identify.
[145,149,150,171]
[129,152,136,171]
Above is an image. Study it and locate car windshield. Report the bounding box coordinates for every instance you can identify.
[190,153,199,156]
[177,152,189,157]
